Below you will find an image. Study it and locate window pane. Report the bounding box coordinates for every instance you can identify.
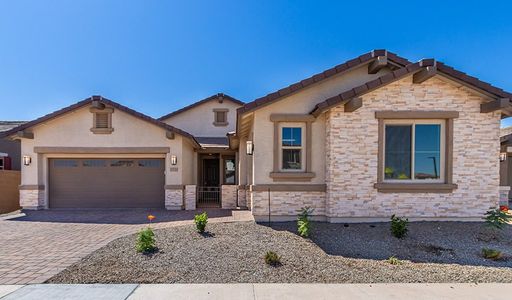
[414,124,441,180]
[138,159,161,168]
[83,159,106,167]
[110,160,134,167]
[282,127,302,146]
[282,149,301,169]
[54,160,78,167]
[224,158,235,184]
[385,125,412,180]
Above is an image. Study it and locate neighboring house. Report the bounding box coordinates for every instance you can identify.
[0,121,26,170]
[500,127,512,203]
[1,49,511,222]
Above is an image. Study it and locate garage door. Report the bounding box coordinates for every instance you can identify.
[49,158,165,208]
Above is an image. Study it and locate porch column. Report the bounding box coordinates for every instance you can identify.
[165,185,184,210]
[221,185,237,209]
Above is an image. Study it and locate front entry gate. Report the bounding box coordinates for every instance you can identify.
[197,157,221,207]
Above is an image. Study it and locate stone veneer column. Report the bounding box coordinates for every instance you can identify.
[221,185,237,209]
[165,186,184,210]
[237,186,247,208]
[184,185,196,210]
[19,185,45,209]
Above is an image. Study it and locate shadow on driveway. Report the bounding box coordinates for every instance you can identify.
[10,208,236,225]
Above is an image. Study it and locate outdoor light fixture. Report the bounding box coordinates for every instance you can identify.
[246,140,254,155]
[23,155,31,166]
[500,153,507,162]
[170,155,178,165]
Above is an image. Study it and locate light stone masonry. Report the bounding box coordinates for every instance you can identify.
[20,189,45,210]
[165,188,183,210]
[184,185,196,210]
[251,190,326,218]
[221,185,237,209]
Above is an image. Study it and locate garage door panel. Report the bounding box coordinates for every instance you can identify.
[49,158,165,208]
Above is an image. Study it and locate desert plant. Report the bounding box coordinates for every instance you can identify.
[136,227,156,253]
[297,207,314,238]
[386,256,403,265]
[390,215,408,239]
[484,207,511,230]
[482,248,502,260]
[264,251,281,266]
[194,212,208,233]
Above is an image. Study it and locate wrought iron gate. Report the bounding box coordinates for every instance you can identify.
[197,186,221,207]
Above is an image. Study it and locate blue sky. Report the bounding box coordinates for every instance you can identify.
[1,0,511,126]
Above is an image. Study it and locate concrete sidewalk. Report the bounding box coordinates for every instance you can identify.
[1,283,511,300]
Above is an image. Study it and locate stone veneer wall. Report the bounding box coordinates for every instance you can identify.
[19,189,45,209]
[221,185,237,209]
[165,188,183,210]
[251,190,326,219]
[237,188,247,208]
[325,76,501,219]
[184,185,196,210]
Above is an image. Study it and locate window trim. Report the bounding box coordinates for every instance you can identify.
[375,111,458,193]
[90,107,114,134]
[269,114,315,181]
[213,108,229,126]
[383,119,445,183]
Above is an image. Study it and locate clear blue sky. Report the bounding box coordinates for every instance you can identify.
[1,0,511,126]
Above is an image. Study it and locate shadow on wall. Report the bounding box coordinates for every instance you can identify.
[266,221,512,268]
[10,208,234,225]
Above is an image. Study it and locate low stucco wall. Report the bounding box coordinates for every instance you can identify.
[0,170,21,213]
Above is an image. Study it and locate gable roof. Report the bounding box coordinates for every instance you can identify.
[311,59,512,116]
[236,49,412,116]
[158,93,244,121]
[0,95,200,147]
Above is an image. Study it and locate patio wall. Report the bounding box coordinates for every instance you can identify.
[0,170,21,214]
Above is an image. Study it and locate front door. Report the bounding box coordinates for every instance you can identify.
[198,158,221,207]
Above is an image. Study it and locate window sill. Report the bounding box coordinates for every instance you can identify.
[374,183,458,193]
[90,128,114,134]
[269,172,315,182]
[213,122,229,127]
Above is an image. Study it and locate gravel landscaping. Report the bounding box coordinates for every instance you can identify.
[48,221,512,283]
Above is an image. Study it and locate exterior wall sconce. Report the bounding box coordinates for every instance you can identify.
[246,141,254,155]
[23,155,32,166]
[500,153,507,162]
[170,155,178,165]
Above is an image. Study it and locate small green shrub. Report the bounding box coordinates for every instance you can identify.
[386,256,403,265]
[482,248,502,260]
[390,215,408,239]
[297,207,314,238]
[264,251,281,266]
[484,207,511,230]
[194,212,208,233]
[136,227,156,253]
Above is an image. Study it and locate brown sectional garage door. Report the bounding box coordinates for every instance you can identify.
[49,158,165,209]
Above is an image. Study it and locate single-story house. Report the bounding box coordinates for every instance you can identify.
[2,49,511,222]
[0,121,26,170]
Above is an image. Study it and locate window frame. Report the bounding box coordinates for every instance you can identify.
[383,119,445,184]
[279,122,306,172]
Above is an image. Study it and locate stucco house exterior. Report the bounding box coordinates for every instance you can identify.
[2,49,511,222]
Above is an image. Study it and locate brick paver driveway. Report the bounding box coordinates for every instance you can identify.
[0,209,252,284]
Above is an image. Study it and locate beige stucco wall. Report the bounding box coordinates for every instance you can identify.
[161,99,241,137]
[250,65,390,185]
[325,75,501,219]
[18,105,197,209]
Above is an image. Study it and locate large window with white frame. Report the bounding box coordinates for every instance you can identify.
[383,120,445,182]
[279,123,305,171]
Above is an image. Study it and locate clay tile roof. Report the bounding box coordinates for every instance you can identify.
[0,96,200,147]
[158,93,244,121]
[237,49,412,115]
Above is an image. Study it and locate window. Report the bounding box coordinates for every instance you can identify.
[213,109,229,126]
[83,159,106,167]
[384,120,444,182]
[281,126,303,170]
[54,160,78,167]
[224,157,236,184]
[90,107,114,134]
[110,160,134,167]
[138,159,161,168]
[0,158,4,170]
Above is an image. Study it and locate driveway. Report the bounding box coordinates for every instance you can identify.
[0,209,253,284]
